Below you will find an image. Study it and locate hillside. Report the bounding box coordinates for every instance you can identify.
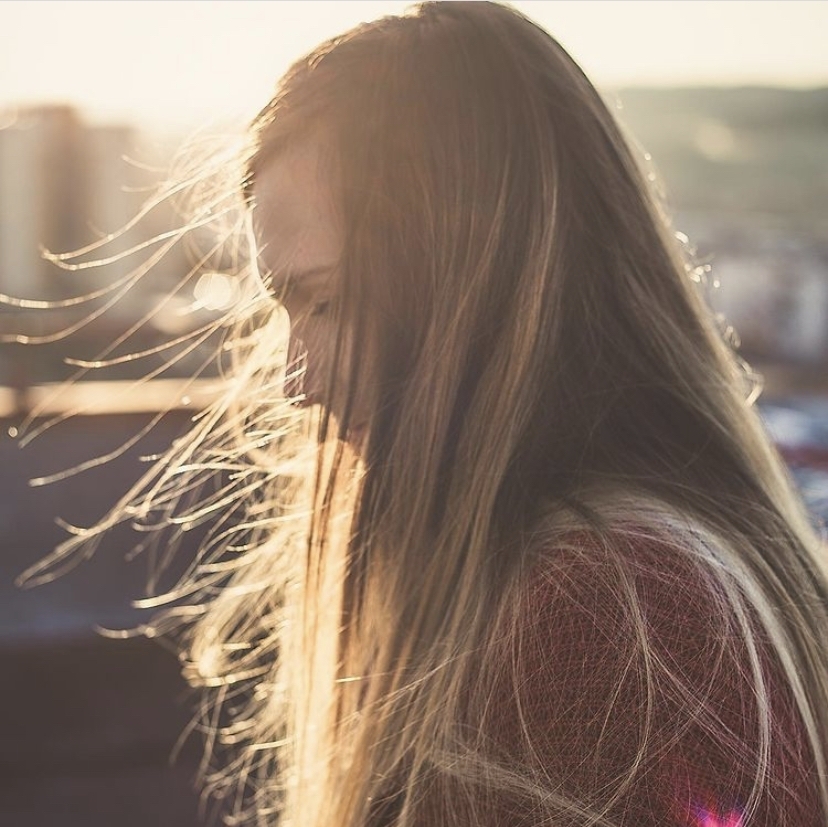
[609,86,828,236]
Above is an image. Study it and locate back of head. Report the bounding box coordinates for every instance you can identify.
[247,1,809,564]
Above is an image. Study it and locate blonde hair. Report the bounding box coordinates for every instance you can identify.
[25,3,828,826]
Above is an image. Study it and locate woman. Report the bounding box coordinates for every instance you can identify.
[32,2,828,825]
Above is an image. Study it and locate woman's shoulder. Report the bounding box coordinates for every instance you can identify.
[519,519,720,641]
[533,517,716,589]
[498,518,822,826]
[517,497,782,650]
[513,520,730,711]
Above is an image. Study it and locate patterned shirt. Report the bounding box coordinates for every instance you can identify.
[409,531,822,825]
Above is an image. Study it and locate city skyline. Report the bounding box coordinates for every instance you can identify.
[2,1,828,134]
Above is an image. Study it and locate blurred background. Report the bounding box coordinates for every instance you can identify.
[1,2,826,825]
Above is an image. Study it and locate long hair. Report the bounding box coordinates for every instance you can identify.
[223,3,828,825]
[28,3,828,826]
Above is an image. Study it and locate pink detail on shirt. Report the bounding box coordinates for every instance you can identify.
[694,806,744,827]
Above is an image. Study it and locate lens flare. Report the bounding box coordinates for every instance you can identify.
[694,806,744,827]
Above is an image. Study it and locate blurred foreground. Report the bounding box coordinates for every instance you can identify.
[1,405,210,827]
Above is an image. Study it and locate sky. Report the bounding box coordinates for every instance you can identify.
[1,1,827,133]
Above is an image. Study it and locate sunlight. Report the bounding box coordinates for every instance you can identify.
[193,272,239,313]
[1,1,826,131]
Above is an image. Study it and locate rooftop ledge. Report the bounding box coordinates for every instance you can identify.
[0,378,224,419]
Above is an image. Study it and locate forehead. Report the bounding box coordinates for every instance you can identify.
[251,140,342,279]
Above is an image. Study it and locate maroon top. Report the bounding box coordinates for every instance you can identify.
[412,533,822,826]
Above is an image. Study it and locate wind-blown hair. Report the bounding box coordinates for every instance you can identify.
[25,2,828,826]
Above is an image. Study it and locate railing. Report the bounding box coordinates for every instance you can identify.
[0,378,223,420]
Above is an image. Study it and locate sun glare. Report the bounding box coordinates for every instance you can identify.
[194,272,240,313]
[1,1,826,132]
